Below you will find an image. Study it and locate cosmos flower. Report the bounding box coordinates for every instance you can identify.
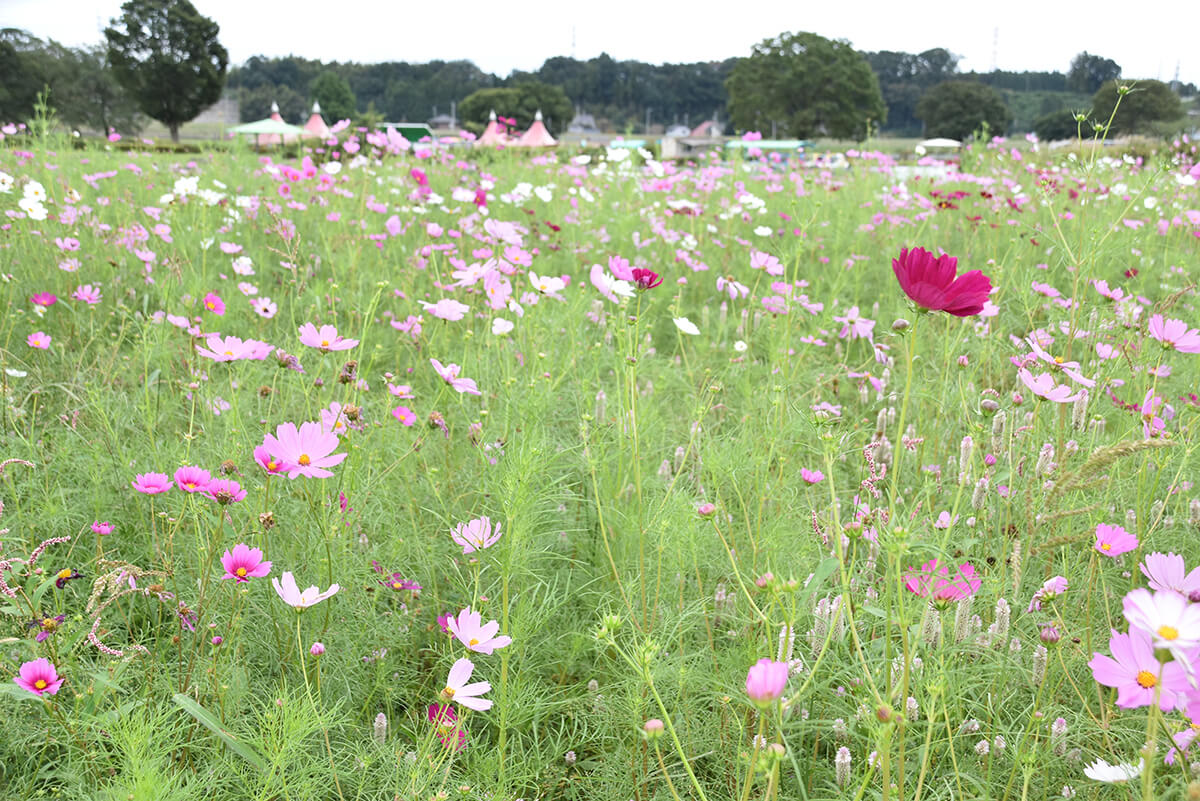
[260,421,348,479]
[272,571,339,609]
[298,323,358,352]
[13,658,64,697]
[131,471,173,495]
[903,559,981,602]
[1088,627,1190,711]
[451,516,502,554]
[220,543,271,582]
[1140,552,1200,597]
[1094,523,1138,558]
[745,658,789,707]
[440,658,492,711]
[892,247,992,317]
[202,292,225,316]
[173,466,212,494]
[1148,314,1200,353]
[1082,758,1142,783]
[446,607,512,655]
[26,331,50,349]
[430,358,481,395]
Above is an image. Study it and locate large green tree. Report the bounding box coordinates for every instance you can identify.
[1068,52,1121,94]
[458,82,572,134]
[310,71,356,122]
[1091,80,1184,134]
[104,0,228,141]
[867,48,958,135]
[916,81,1012,139]
[725,31,885,139]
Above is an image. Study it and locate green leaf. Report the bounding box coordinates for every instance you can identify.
[172,692,266,771]
[803,557,839,600]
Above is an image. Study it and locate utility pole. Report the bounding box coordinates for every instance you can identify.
[645,107,651,135]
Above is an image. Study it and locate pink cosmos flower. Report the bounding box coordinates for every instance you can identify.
[251,297,277,318]
[271,571,339,609]
[1027,575,1068,612]
[173,466,212,494]
[320,402,351,437]
[1088,628,1191,711]
[903,559,981,602]
[260,421,348,479]
[430,358,481,395]
[13,658,64,697]
[72,284,102,304]
[298,322,358,352]
[30,292,56,307]
[1124,588,1200,652]
[1017,368,1081,404]
[745,658,789,706]
[440,657,492,711]
[1148,314,1200,353]
[451,516,502,553]
[195,335,272,362]
[91,521,114,536]
[131,471,173,494]
[1095,523,1138,558]
[26,331,50,349]
[631,268,662,290]
[204,478,247,505]
[447,607,512,655]
[421,298,470,321]
[800,468,824,484]
[392,406,416,426]
[1141,388,1167,439]
[220,543,271,582]
[750,250,784,276]
[202,292,225,316]
[1140,552,1200,597]
[892,247,992,316]
[428,704,467,750]
[833,306,875,341]
[253,444,293,476]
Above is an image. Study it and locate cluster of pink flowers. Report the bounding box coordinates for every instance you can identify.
[130,466,246,504]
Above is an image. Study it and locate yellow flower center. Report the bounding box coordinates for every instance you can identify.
[1101,543,1111,551]
[1136,670,1158,689]
[267,460,279,471]
[320,340,330,347]
[468,638,480,646]
[442,687,455,699]
[34,679,47,690]
[57,568,72,579]
[236,567,247,577]
[1053,356,1064,364]
[42,618,57,630]
[392,581,403,590]
[299,454,311,466]
[224,350,234,356]
[1158,625,1179,641]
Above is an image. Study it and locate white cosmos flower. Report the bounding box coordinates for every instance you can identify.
[1083,758,1142,783]
[754,225,772,237]
[673,317,700,335]
[492,317,514,335]
[528,271,565,295]
[733,340,748,352]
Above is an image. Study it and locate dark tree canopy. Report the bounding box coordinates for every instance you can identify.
[104,0,228,141]
[458,82,573,134]
[1068,52,1122,94]
[916,81,1012,139]
[726,31,885,139]
[866,48,959,135]
[1033,108,1091,141]
[310,71,356,122]
[1091,80,1185,134]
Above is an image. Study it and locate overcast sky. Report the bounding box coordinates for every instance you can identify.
[6,0,1197,83]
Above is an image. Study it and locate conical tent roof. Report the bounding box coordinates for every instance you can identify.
[517,110,557,147]
[303,101,331,139]
[477,110,508,146]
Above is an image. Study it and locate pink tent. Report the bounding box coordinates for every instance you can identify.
[257,101,294,146]
[302,101,331,139]
[476,110,509,147]
[517,110,557,148]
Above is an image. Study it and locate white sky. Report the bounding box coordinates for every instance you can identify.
[6,0,1197,83]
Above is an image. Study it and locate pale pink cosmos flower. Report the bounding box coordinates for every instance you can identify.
[251,297,278,318]
[451,516,501,553]
[72,284,102,304]
[261,421,348,479]
[1017,368,1081,404]
[1023,337,1095,387]
[1028,575,1068,612]
[220,543,272,582]
[422,298,470,321]
[1147,315,1200,353]
[431,358,481,395]
[1140,552,1200,597]
[745,658,789,706]
[833,306,875,341]
[320,402,352,437]
[13,658,64,697]
[26,331,50,349]
[1095,523,1138,558]
[750,250,784,276]
[298,322,358,352]
[441,657,492,711]
[195,334,272,362]
[903,559,981,602]
[1088,627,1191,711]
[1122,588,1200,667]
[131,471,173,494]
[447,607,513,654]
[272,571,339,609]
[253,444,293,476]
[1141,389,1167,439]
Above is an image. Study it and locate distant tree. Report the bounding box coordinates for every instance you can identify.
[237,84,305,123]
[104,0,228,141]
[458,82,572,134]
[1033,108,1091,141]
[726,31,885,139]
[1068,52,1121,94]
[310,71,356,121]
[916,81,1012,139]
[867,47,959,134]
[1092,80,1184,134]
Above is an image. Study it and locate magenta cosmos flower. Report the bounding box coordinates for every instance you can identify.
[204,478,247,505]
[447,607,512,655]
[173,466,212,494]
[428,704,466,750]
[131,471,173,494]
[892,247,992,317]
[13,657,64,697]
[392,405,417,426]
[1088,627,1191,711]
[1095,523,1138,558]
[440,657,492,711]
[253,444,293,476]
[272,571,339,609]
[1140,552,1200,597]
[298,322,358,352]
[745,657,789,707]
[202,292,225,316]
[220,543,271,582]
[430,358,481,395]
[451,516,502,554]
[260,421,347,479]
[903,559,981,602]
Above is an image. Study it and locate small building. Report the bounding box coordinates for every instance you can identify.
[428,113,456,129]
[568,111,600,135]
[665,124,690,137]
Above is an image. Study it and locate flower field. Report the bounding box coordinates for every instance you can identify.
[1,126,1200,800]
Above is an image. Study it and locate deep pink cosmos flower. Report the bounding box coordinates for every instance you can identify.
[430,358,481,395]
[30,292,56,307]
[631,268,662,290]
[451,516,501,553]
[13,657,64,697]
[26,331,50,350]
[202,292,225,316]
[1088,628,1191,711]
[173,466,211,494]
[1148,314,1200,353]
[91,521,114,536]
[72,284,102,304]
[220,543,271,582]
[204,479,247,505]
[131,471,173,494]
[745,658,789,707]
[440,657,492,711]
[903,559,981,602]
[253,444,293,476]
[1095,523,1138,558]
[800,468,824,484]
[260,421,348,479]
[892,247,992,317]
[298,323,358,352]
[392,406,416,426]
[428,704,467,750]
